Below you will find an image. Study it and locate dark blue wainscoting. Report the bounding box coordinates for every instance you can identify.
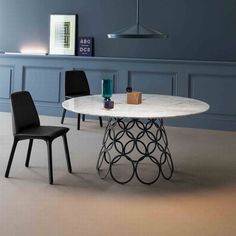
[0,54,235,131]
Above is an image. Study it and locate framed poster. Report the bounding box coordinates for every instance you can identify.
[49,14,77,55]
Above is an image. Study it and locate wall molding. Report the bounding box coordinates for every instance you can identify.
[22,66,63,103]
[128,71,178,96]
[188,73,236,117]
[0,55,236,131]
[0,65,14,99]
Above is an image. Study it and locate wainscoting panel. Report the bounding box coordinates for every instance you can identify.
[129,71,177,95]
[23,66,62,103]
[79,69,118,94]
[0,55,236,130]
[189,74,236,116]
[0,66,13,99]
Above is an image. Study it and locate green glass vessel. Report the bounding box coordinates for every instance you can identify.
[102,79,113,99]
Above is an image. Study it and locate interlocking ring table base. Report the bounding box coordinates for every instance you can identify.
[97,118,174,185]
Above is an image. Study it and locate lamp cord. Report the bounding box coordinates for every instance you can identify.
[136,0,140,26]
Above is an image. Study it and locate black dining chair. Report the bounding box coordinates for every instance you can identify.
[61,70,103,130]
[5,91,72,184]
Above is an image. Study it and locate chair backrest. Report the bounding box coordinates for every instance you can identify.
[11,91,40,135]
[65,70,90,96]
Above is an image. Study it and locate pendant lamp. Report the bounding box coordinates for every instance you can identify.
[107,0,168,39]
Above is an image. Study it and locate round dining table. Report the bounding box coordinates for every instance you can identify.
[63,94,209,185]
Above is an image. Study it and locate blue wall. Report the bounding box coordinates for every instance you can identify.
[0,0,236,60]
[0,1,236,131]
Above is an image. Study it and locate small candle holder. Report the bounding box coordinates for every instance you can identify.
[104,98,114,109]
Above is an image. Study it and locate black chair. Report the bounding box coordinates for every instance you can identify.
[61,70,103,130]
[5,91,72,184]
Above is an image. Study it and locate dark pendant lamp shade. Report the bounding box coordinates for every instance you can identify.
[107,0,168,39]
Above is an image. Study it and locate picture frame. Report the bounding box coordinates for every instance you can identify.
[49,14,77,55]
[78,37,94,56]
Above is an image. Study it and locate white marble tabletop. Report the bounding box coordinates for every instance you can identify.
[62,94,209,119]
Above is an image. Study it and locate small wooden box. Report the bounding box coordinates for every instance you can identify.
[127,92,142,105]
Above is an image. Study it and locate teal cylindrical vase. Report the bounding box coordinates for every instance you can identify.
[102,79,113,99]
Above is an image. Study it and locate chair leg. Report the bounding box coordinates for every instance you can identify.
[61,109,67,124]
[46,141,53,184]
[5,138,18,178]
[25,139,33,167]
[99,116,103,127]
[82,114,85,122]
[62,135,72,173]
[77,113,81,130]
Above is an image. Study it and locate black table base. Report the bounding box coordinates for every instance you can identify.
[97,118,174,185]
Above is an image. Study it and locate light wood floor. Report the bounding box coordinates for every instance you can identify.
[0,112,236,236]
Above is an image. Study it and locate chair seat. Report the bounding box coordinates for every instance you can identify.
[16,126,69,140]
